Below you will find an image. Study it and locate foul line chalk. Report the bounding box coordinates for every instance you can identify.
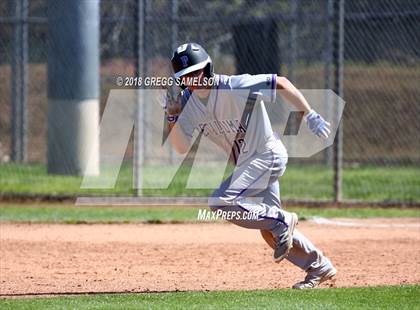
[311,217,420,228]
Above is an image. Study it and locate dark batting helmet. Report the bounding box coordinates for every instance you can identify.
[171,43,213,78]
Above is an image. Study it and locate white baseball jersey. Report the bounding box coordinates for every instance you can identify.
[178,73,287,165]
[178,74,327,274]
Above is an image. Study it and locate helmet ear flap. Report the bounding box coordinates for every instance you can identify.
[204,62,214,78]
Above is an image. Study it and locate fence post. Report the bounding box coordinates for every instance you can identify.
[287,0,298,157]
[134,0,145,195]
[10,0,28,163]
[143,0,152,165]
[333,0,345,202]
[169,0,178,165]
[288,0,297,83]
[19,0,28,163]
[11,0,21,163]
[324,0,334,166]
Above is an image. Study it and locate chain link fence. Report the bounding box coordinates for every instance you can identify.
[0,0,419,203]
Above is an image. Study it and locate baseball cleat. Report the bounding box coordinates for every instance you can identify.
[292,263,337,289]
[273,212,298,263]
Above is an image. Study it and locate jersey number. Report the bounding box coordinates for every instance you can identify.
[234,138,248,155]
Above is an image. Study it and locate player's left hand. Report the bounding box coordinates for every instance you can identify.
[161,86,184,123]
[305,110,331,139]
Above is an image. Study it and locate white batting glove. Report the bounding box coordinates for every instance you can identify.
[305,109,331,139]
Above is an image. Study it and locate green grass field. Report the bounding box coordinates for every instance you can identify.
[0,204,418,223]
[1,285,419,309]
[0,163,419,202]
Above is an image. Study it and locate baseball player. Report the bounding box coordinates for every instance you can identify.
[164,43,336,289]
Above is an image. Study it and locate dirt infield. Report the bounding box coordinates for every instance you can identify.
[1,218,419,296]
